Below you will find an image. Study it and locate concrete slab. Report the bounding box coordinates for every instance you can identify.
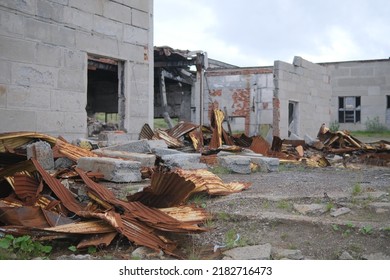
[161,153,207,170]
[103,139,152,154]
[93,149,156,167]
[77,157,142,183]
[26,141,54,170]
[223,243,272,260]
[293,203,328,216]
[217,155,251,174]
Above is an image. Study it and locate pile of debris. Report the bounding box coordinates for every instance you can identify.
[0,131,250,257]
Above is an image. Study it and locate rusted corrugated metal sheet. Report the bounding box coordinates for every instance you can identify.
[0,131,57,153]
[166,122,199,139]
[139,123,155,140]
[249,135,270,155]
[32,158,84,214]
[53,138,98,162]
[76,232,118,249]
[209,109,225,149]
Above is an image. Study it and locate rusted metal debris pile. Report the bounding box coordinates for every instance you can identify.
[142,110,390,167]
[0,131,250,257]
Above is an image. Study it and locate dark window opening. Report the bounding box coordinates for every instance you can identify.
[87,56,124,137]
[387,95,390,109]
[338,96,361,124]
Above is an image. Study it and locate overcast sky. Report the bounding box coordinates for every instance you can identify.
[154,0,390,67]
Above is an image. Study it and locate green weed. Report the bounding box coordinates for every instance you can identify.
[359,225,373,235]
[0,235,52,259]
[352,183,362,196]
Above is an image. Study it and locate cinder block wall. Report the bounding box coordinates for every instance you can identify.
[0,0,153,140]
[322,59,390,130]
[205,68,274,136]
[273,57,332,139]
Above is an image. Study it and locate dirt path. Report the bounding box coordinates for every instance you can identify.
[189,164,390,259]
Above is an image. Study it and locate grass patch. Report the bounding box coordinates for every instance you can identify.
[224,229,247,249]
[350,130,390,138]
[352,182,362,196]
[208,166,231,175]
[0,235,52,260]
[276,200,291,210]
[188,194,208,208]
[154,118,179,130]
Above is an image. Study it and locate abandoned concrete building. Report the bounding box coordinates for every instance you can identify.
[0,0,154,141]
[156,49,390,140]
[1,1,389,143]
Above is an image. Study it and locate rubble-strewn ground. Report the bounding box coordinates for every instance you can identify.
[45,163,390,260]
[190,164,390,260]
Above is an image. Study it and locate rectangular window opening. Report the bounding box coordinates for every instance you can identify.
[338,96,361,124]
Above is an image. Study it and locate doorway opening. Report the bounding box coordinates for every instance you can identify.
[86,55,125,137]
[288,101,299,137]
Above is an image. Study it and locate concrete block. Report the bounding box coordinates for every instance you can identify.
[146,140,168,151]
[12,63,57,88]
[63,49,86,70]
[218,155,251,174]
[93,15,123,39]
[75,31,119,58]
[77,157,142,183]
[243,154,279,172]
[7,85,51,109]
[0,10,25,36]
[0,37,36,64]
[0,61,12,84]
[161,153,207,170]
[36,111,65,133]
[64,112,87,133]
[153,148,183,157]
[351,67,374,77]
[98,132,134,146]
[51,89,87,112]
[103,1,132,24]
[0,0,36,15]
[123,25,148,45]
[54,157,74,169]
[69,0,103,15]
[35,43,62,67]
[223,244,272,260]
[122,0,150,12]
[27,141,54,170]
[37,0,65,21]
[118,43,145,62]
[132,9,149,28]
[58,68,86,91]
[63,7,94,31]
[93,149,155,167]
[105,139,152,153]
[0,109,37,131]
[48,0,69,5]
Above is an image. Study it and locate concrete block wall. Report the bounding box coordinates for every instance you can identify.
[273,57,332,139]
[205,68,274,136]
[0,0,153,141]
[322,59,390,130]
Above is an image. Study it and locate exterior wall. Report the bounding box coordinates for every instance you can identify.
[273,57,332,139]
[204,68,274,136]
[0,0,153,140]
[321,59,390,130]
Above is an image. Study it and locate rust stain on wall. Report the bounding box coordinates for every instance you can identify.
[209,89,222,96]
[231,88,250,134]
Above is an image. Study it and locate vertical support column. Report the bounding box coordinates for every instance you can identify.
[118,61,126,131]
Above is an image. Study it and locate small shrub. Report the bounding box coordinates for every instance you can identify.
[329,121,340,132]
[359,225,373,235]
[352,183,362,196]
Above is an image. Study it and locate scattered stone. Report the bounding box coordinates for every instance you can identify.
[161,153,207,170]
[356,191,389,200]
[218,155,251,174]
[93,149,156,167]
[153,147,184,157]
[339,251,354,260]
[330,207,351,217]
[26,141,54,170]
[146,140,168,152]
[362,252,390,260]
[131,246,164,259]
[54,157,74,169]
[223,244,272,260]
[272,248,304,260]
[104,139,152,154]
[56,254,95,260]
[98,131,133,146]
[293,203,328,215]
[77,157,142,183]
[368,202,390,213]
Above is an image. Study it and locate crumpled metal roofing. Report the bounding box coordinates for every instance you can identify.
[0,131,57,153]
